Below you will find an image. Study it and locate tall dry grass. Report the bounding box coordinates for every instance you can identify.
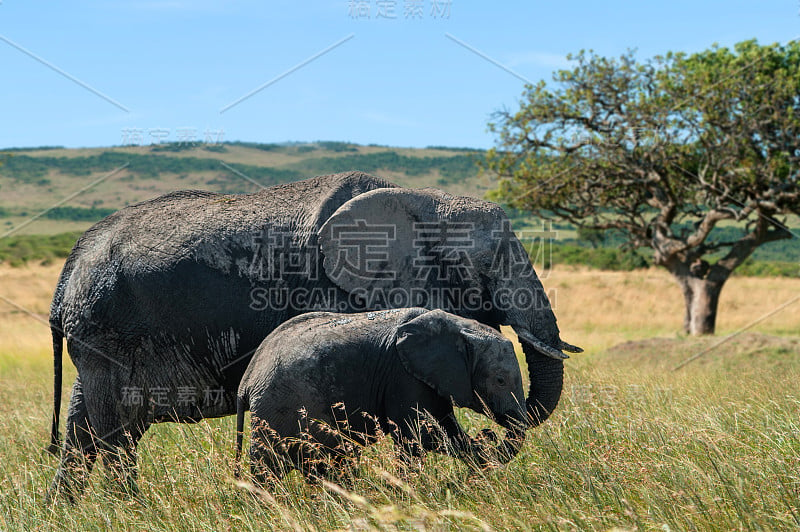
[543,266,800,350]
[0,262,798,530]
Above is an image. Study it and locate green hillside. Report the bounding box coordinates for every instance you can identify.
[0,141,491,236]
[1,141,797,276]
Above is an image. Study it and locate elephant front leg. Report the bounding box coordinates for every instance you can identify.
[389,415,442,476]
[47,377,98,504]
[98,425,145,499]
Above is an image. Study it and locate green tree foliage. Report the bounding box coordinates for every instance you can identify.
[0,232,82,266]
[43,206,116,221]
[486,40,800,335]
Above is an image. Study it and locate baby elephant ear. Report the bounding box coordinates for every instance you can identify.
[395,310,474,407]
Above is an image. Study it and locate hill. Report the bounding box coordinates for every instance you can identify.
[1,141,797,276]
[0,141,490,236]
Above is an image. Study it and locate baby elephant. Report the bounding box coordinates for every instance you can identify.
[235,308,528,483]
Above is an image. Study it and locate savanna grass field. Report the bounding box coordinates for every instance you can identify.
[1,262,798,530]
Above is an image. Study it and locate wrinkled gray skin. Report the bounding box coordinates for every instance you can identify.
[236,308,528,483]
[47,171,580,500]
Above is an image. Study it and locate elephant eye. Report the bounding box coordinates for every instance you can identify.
[496,376,506,386]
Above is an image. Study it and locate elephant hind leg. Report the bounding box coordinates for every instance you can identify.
[83,385,148,499]
[47,377,98,503]
[54,372,149,500]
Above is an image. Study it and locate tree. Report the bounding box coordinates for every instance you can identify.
[486,40,800,335]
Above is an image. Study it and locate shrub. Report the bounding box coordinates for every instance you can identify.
[0,232,81,265]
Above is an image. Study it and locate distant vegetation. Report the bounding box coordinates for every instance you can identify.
[504,207,800,272]
[316,141,359,152]
[561,224,800,264]
[224,141,284,152]
[0,232,81,266]
[0,145,481,188]
[43,206,116,221]
[425,145,482,152]
[543,242,799,278]
[287,151,481,184]
[0,206,115,222]
[0,152,304,184]
[0,146,64,152]
[0,141,796,277]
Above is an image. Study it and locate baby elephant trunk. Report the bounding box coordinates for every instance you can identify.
[476,411,528,465]
[496,427,527,464]
[496,410,528,464]
[477,425,527,465]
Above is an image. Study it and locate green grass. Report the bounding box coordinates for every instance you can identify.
[1,333,798,530]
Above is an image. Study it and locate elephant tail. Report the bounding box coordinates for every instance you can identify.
[234,395,247,478]
[46,324,63,456]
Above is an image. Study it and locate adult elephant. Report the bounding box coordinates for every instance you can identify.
[47,171,580,499]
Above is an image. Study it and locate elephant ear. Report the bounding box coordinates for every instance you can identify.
[318,187,465,293]
[394,310,474,407]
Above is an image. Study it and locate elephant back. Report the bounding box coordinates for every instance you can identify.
[51,172,395,344]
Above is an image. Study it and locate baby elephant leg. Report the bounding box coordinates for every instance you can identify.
[249,421,290,486]
[435,413,496,469]
[304,447,361,487]
[297,417,361,484]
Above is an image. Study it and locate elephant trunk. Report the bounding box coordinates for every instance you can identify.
[492,238,577,428]
[520,339,564,427]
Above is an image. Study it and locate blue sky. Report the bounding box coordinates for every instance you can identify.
[1,1,797,150]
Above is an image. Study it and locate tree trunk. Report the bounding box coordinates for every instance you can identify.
[677,274,724,335]
[652,209,790,337]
